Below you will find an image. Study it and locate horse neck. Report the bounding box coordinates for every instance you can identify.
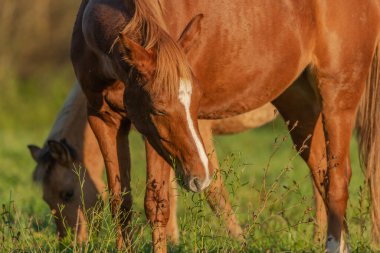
[47,83,104,180]
[47,83,87,154]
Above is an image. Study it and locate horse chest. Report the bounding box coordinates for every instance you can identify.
[103,82,127,115]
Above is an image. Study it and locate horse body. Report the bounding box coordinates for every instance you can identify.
[161,0,380,120]
[71,0,380,251]
[77,0,316,117]
[162,0,315,118]
[74,0,380,128]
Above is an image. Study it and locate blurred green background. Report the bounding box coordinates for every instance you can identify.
[0,0,79,132]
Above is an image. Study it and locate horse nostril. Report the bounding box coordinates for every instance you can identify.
[188,177,202,192]
[60,190,74,202]
[193,178,201,190]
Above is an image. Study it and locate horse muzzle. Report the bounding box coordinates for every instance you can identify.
[186,175,211,192]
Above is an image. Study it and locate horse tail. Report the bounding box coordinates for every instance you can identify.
[357,45,380,245]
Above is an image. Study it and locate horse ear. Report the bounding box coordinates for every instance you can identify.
[178,14,204,54]
[47,140,71,165]
[118,33,156,77]
[27,145,42,162]
[32,165,46,183]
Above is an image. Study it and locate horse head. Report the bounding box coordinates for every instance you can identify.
[28,139,102,242]
[115,14,212,192]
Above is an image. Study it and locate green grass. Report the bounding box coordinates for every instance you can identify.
[0,75,374,252]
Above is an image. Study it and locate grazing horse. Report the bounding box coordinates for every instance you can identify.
[71,0,380,252]
[28,82,277,243]
[28,84,106,242]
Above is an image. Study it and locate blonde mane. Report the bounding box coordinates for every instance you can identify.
[48,83,87,141]
[120,0,192,98]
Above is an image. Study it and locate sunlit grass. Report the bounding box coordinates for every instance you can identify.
[0,77,374,252]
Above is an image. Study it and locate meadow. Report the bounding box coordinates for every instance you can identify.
[0,72,374,252]
[0,1,375,251]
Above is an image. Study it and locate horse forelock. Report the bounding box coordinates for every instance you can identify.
[118,0,192,99]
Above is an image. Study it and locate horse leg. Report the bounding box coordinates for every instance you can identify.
[313,180,328,241]
[87,110,132,250]
[318,92,357,252]
[272,73,328,241]
[198,120,244,239]
[166,169,179,244]
[165,120,244,243]
[313,70,366,252]
[145,139,171,253]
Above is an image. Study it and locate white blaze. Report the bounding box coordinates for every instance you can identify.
[178,79,210,186]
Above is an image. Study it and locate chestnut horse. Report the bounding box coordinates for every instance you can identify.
[28,82,278,243]
[71,0,380,252]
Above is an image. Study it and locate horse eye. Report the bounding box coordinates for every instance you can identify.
[152,108,167,116]
[59,190,74,202]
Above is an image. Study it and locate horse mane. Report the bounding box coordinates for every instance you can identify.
[120,0,192,98]
[47,83,87,141]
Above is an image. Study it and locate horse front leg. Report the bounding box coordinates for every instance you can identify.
[198,120,244,239]
[144,139,171,253]
[166,169,179,244]
[165,120,244,244]
[313,180,328,242]
[87,109,132,250]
